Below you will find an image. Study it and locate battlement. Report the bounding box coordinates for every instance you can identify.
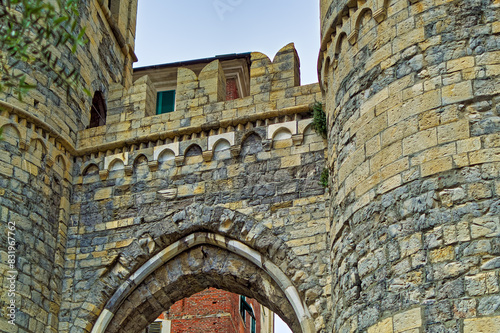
[76,44,320,173]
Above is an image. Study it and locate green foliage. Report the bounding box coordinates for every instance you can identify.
[320,167,329,188]
[0,0,88,99]
[311,102,327,139]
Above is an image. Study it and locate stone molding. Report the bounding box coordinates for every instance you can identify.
[90,232,314,333]
[81,117,318,175]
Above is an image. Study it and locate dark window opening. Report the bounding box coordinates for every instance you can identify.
[89,91,107,128]
[239,295,255,327]
[156,90,176,114]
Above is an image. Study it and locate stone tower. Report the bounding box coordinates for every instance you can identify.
[319,0,500,332]
[0,1,139,332]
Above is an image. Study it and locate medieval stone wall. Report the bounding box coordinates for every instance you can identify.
[319,0,500,332]
[61,44,329,333]
[0,1,138,332]
[2,0,498,332]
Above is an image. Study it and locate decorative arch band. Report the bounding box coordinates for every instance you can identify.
[91,232,315,333]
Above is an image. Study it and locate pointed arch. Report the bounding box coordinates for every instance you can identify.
[82,163,100,176]
[90,232,314,333]
[133,154,149,166]
[158,148,176,163]
[54,154,67,171]
[109,159,125,171]
[89,91,107,128]
[355,7,373,32]
[272,127,293,141]
[213,138,231,152]
[0,123,21,146]
[240,132,263,156]
[184,144,203,157]
[334,32,348,57]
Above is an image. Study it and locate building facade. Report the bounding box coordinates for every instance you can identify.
[145,288,273,333]
[0,0,498,332]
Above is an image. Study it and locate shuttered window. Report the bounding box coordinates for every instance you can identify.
[147,321,162,333]
[156,90,176,114]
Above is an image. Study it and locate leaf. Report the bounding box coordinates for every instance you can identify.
[53,16,68,26]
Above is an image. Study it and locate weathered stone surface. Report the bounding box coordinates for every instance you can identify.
[320,0,500,332]
[1,0,499,332]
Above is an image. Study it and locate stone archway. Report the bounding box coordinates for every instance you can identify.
[91,232,314,333]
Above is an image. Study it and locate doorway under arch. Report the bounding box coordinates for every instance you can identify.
[91,232,314,333]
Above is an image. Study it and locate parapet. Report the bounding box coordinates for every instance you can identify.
[78,43,317,153]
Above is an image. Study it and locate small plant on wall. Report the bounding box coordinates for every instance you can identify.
[311,102,327,139]
[320,167,329,188]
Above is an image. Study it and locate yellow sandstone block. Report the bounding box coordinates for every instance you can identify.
[94,187,113,201]
[377,174,402,194]
[281,155,301,168]
[447,56,475,72]
[419,109,440,130]
[393,307,422,333]
[403,128,438,156]
[442,81,473,104]
[370,141,402,172]
[469,148,500,164]
[338,147,365,183]
[493,21,500,34]
[477,50,500,65]
[437,119,470,144]
[430,246,454,263]
[409,143,456,165]
[421,156,453,177]
[393,27,425,54]
[457,137,481,154]
[388,89,440,125]
[367,317,393,333]
[464,316,500,333]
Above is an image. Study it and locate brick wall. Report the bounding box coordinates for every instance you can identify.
[226,78,240,101]
[165,288,263,333]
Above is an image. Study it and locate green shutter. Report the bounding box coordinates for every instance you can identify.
[156,90,175,114]
[251,317,256,333]
[147,321,162,333]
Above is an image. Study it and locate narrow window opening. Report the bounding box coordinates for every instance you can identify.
[156,90,176,115]
[239,295,254,326]
[89,91,107,128]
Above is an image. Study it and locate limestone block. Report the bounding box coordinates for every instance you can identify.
[442,81,474,105]
[367,317,393,333]
[447,56,475,73]
[464,316,500,333]
[393,307,422,333]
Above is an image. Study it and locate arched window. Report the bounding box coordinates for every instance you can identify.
[89,91,107,128]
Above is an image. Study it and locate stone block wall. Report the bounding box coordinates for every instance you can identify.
[0,0,138,143]
[60,45,329,333]
[0,1,138,332]
[319,0,500,332]
[0,105,73,333]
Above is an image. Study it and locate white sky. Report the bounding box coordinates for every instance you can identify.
[275,314,293,333]
[134,2,318,332]
[134,0,320,85]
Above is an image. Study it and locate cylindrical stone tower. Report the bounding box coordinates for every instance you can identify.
[0,1,138,332]
[319,0,500,332]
